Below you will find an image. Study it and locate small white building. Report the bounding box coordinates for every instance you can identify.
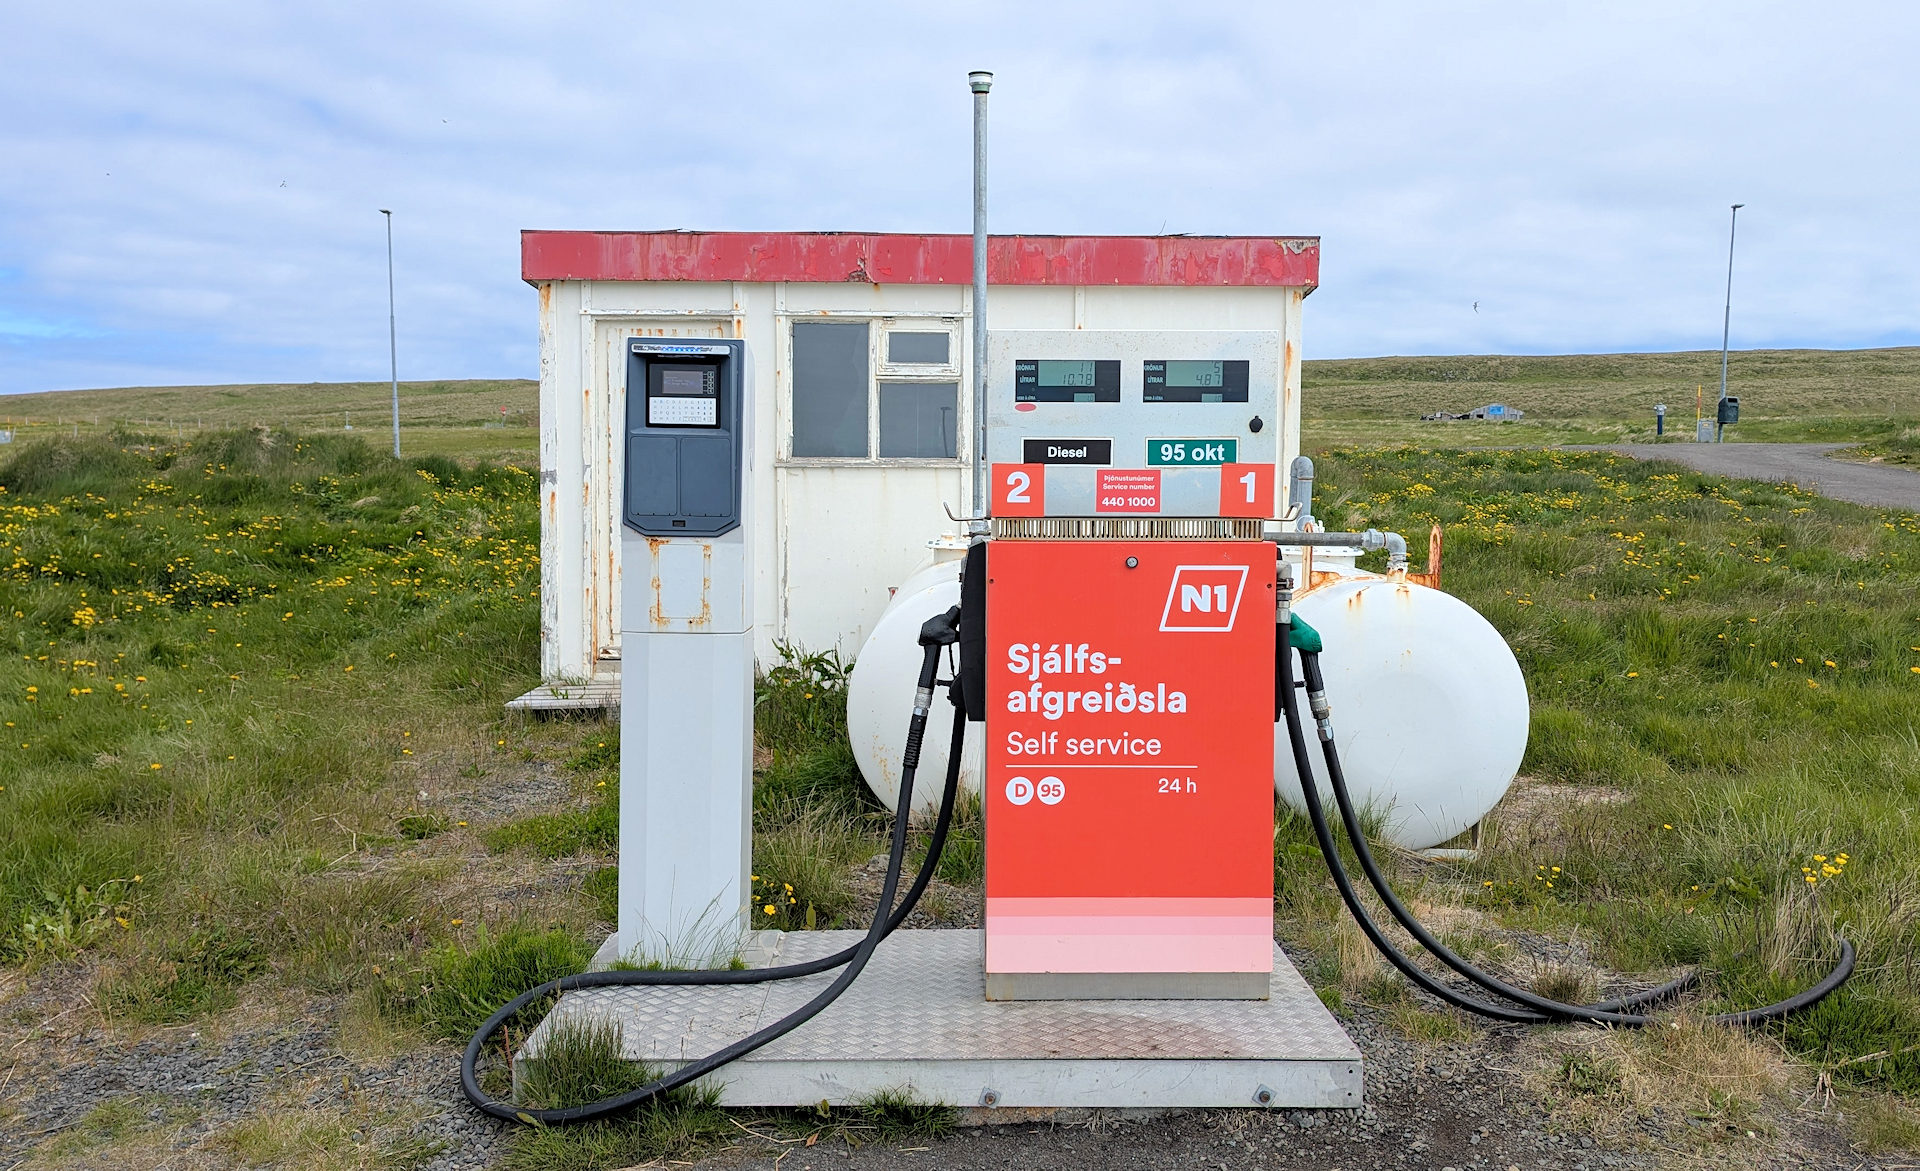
[518,230,1319,701]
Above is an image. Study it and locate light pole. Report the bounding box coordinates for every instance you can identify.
[380,208,400,458]
[1716,203,1743,442]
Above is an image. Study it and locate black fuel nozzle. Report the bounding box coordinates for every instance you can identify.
[918,604,962,648]
[904,606,962,765]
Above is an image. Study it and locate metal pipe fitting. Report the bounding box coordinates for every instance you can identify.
[1269,526,1410,573]
[1287,456,1315,530]
[1382,530,1408,573]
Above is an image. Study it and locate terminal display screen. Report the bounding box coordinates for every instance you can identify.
[1143,359,1250,403]
[646,362,721,427]
[1014,358,1121,403]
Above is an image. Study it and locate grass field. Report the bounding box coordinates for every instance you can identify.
[1,378,539,463]
[4,348,1920,1165]
[0,430,551,1003]
[1304,346,1920,448]
[9,345,1918,463]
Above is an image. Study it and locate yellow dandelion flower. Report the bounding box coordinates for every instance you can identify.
[764,905,776,915]
[149,762,162,770]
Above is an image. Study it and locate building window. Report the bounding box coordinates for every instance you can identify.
[791,321,870,458]
[887,331,950,365]
[878,382,958,457]
[789,319,961,461]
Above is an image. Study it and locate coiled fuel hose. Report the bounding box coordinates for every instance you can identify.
[1277,599,1856,1027]
[461,606,968,1125]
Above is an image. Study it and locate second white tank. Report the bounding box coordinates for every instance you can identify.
[1277,573,1528,849]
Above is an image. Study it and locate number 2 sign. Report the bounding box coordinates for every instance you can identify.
[992,464,1045,516]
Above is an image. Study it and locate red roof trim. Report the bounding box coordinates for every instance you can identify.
[520,231,1318,289]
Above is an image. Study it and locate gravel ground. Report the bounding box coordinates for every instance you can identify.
[1571,442,1920,512]
[3,944,1879,1171]
[0,994,511,1170]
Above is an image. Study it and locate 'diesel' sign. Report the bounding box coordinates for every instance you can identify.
[983,538,1275,1000]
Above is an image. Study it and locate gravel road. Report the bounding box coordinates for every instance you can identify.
[1572,443,1920,512]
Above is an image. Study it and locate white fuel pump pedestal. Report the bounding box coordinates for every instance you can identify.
[617,339,753,965]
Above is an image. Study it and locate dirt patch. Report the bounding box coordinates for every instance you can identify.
[1488,777,1632,843]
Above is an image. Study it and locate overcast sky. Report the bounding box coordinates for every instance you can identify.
[3,1,1916,394]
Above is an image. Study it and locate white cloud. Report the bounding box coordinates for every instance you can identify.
[2,0,1916,393]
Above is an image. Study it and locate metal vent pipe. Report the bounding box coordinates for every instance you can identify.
[969,71,992,517]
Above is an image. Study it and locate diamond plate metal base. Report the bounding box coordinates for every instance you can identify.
[519,929,1361,1110]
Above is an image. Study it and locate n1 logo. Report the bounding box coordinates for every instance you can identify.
[1158,564,1250,632]
[1183,583,1231,612]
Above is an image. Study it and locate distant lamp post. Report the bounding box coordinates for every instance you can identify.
[380,208,401,459]
[1716,203,1744,443]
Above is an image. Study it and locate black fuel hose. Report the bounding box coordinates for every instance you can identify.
[1280,615,1856,1027]
[1299,649,1695,1019]
[461,608,968,1125]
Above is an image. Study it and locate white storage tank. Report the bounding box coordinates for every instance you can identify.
[845,552,984,816]
[1277,568,1528,850]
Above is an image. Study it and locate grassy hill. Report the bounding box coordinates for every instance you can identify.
[1,378,538,462]
[8,346,1918,460]
[1303,347,1920,447]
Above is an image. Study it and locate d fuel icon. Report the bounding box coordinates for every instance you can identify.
[1006,776,1034,806]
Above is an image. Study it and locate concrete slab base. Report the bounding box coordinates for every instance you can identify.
[520,929,1361,1111]
[505,673,619,713]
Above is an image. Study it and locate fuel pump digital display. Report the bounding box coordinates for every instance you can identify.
[646,363,721,427]
[1015,358,1121,403]
[1143,359,1250,403]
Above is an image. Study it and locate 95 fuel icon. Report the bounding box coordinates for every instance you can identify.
[1005,775,1064,807]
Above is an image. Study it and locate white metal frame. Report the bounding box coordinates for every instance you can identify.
[776,312,969,467]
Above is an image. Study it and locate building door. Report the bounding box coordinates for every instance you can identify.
[589,317,730,666]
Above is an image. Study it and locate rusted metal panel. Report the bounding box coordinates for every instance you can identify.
[522,232,1320,290]
[537,280,592,683]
